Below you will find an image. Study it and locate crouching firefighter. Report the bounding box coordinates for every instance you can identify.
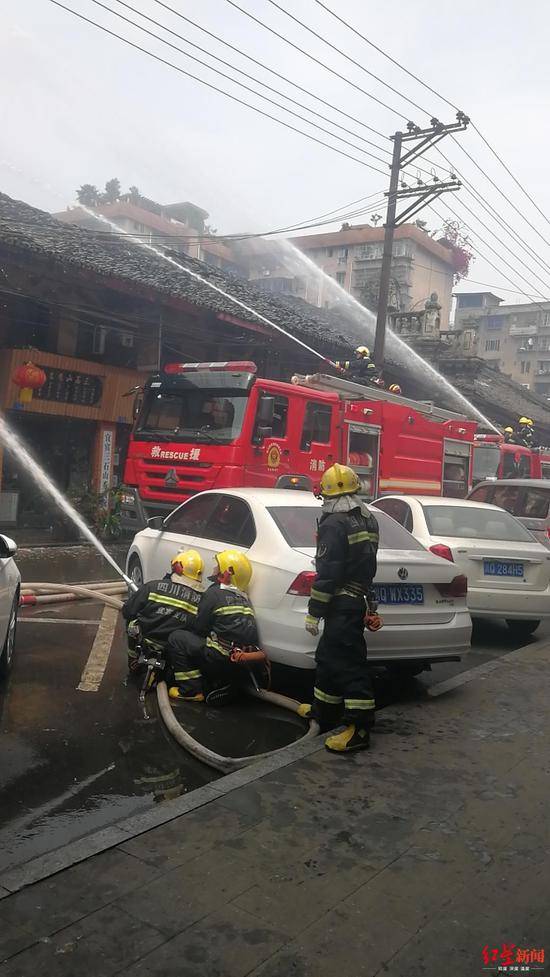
[300,463,381,754]
[166,549,267,703]
[121,550,204,674]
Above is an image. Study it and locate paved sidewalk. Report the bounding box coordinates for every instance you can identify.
[1,640,549,977]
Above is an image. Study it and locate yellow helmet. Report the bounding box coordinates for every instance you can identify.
[320,463,361,497]
[171,549,204,582]
[215,549,252,591]
[519,416,533,426]
[355,345,370,358]
[388,383,402,394]
[504,426,514,434]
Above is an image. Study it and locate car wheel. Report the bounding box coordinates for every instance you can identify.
[128,555,144,589]
[0,593,18,679]
[506,619,540,637]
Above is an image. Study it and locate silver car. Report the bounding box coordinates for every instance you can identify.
[467,479,550,550]
[0,534,20,679]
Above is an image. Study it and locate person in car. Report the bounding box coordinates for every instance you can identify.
[298,463,380,754]
[166,549,266,703]
[122,550,204,673]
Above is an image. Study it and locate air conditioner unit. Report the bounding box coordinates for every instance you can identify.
[121,333,134,348]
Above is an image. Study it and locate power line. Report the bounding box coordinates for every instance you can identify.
[447,195,550,295]
[0,193,388,244]
[265,0,432,119]
[312,0,460,114]
[48,0,389,176]
[431,204,550,313]
[435,145,550,275]
[86,0,395,172]
[311,1,550,241]
[111,0,395,163]
[439,198,549,302]
[471,124,550,231]
[224,0,410,122]
[448,137,550,251]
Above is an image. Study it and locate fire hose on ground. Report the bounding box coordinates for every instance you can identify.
[20,582,320,771]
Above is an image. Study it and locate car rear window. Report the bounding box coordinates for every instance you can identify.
[516,487,550,520]
[423,504,534,542]
[267,505,425,551]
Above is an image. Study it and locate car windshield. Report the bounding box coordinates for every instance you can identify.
[267,505,425,551]
[423,504,535,542]
[137,388,248,443]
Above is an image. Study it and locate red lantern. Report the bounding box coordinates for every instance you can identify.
[13,362,47,404]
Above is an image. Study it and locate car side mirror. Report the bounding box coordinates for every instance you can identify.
[147,516,165,531]
[257,395,275,425]
[0,534,17,558]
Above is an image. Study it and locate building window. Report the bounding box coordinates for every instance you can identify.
[538,361,550,374]
[542,312,550,326]
[520,360,531,374]
[485,338,500,351]
[487,315,505,328]
[327,248,333,257]
[335,271,346,286]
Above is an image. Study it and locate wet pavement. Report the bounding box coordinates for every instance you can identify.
[1,544,548,876]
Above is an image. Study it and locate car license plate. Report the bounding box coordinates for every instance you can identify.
[373,584,424,605]
[483,560,524,578]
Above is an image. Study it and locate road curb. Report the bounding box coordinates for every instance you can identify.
[0,721,324,895]
[3,634,548,897]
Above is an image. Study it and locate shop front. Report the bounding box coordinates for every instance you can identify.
[0,348,142,535]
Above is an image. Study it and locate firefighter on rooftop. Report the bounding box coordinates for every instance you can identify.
[298,463,381,754]
[335,346,381,386]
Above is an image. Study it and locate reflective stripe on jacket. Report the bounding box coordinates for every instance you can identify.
[121,574,201,644]
[308,505,379,620]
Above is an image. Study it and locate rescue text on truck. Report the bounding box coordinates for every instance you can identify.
[120,361,479,530]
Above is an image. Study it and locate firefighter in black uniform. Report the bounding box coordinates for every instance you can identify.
[121,549,204,673]
[335,346,380,386]
[298,463,381,753]
[166,549,265,702]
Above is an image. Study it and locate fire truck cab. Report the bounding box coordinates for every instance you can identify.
[121,361,478,529]
[473,435,550,483]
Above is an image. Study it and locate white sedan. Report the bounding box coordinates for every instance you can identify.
[373,495,550,638]
[0,534,20,680]
[126,488,471,673]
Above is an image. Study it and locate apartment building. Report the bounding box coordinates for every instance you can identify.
[288,224,456,327]
[454,292,550,398]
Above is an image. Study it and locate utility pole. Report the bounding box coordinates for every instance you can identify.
[373,112,469,366]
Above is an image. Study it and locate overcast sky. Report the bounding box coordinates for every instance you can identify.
[2,0,550,302]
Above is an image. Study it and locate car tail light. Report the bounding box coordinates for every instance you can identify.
[547,526,550,540]
[429,543,454,562]
[436,575,468,598]
[287,571,316,596]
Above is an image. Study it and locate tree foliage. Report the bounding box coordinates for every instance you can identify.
[76,184,100,207]
[102,177,121,204]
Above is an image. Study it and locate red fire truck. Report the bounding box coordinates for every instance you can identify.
[121,361,479,529]
[473,435,550,483]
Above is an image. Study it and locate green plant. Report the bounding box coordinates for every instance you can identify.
[68,486,122,539]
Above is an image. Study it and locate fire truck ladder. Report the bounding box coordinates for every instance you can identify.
[292,373,470,424]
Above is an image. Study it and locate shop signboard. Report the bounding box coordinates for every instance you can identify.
[34,367,103,406]
[99,429,114,493]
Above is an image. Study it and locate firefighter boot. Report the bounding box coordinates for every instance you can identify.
[325,725,370,753]
[168,687,205,703]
